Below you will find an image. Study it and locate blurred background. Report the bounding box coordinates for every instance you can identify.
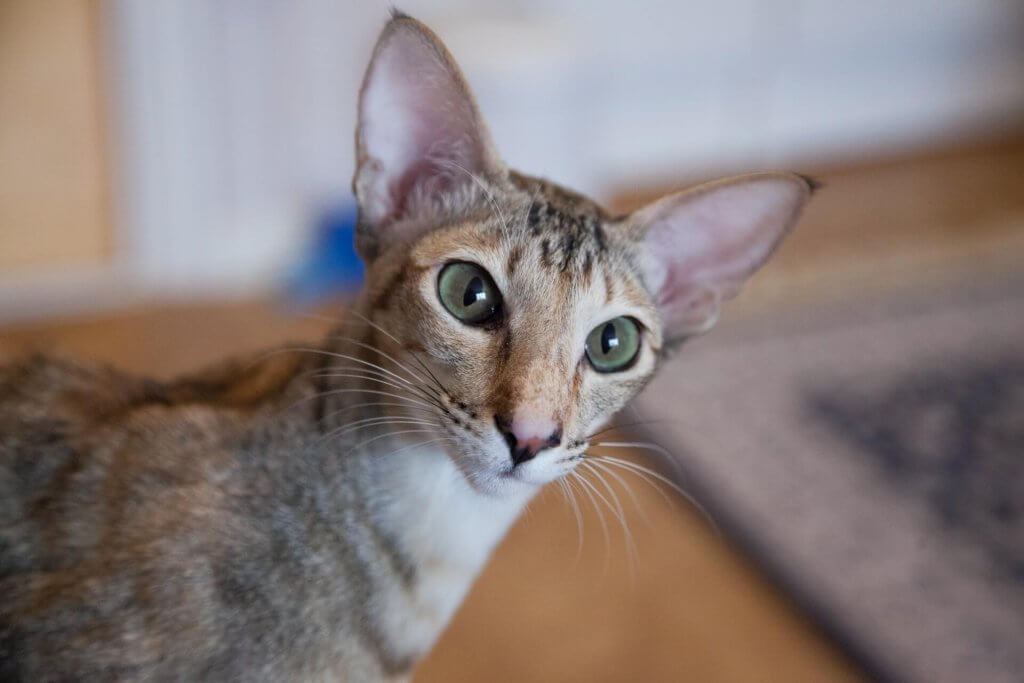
[2,1,1023,682]
[3,0,1024,316]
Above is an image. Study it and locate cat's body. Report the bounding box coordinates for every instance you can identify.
[0,345,516,681]
[0,13,813,682]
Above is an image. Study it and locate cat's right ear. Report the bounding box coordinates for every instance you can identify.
[623,173,814,344]
[353,13,505,261]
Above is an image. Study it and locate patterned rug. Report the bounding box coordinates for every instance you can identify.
[638,276,1024,683]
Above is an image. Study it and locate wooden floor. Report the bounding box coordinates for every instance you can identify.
[4,137,1024,681]
[0,299,864,683]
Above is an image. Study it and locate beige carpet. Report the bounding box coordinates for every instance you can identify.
[640,272,1024,683]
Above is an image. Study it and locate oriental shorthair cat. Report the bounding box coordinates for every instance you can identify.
[0,11,814,682]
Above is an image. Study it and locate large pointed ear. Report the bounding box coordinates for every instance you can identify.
[625,173,814,342]
[353,13,505,261]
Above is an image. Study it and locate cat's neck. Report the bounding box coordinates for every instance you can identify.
[314,312,537,658]
[332,422,536,664]
[362,442,532,570]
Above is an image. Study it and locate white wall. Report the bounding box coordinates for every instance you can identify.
[4,0,1023,318]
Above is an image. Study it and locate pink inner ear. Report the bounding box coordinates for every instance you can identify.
[648,180,800,283]
[637,175,810,337]
[358,24,492,224]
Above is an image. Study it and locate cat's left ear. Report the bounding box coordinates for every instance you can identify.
[623,173,815,342]
[353,13,505,261]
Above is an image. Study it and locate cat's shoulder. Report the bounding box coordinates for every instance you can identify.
[0,352,166,427]
[0,345,316,420]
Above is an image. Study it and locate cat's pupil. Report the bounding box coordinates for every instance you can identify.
[600,323,619,354]
[463,276,486,307]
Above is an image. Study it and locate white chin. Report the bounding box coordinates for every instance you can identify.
[504,465,571,490]
[446,443,551,497]
[465,467,539,498]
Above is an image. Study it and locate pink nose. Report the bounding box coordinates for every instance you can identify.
[494,414,563,466]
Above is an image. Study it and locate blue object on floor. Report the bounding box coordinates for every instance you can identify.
[285,201,364,305]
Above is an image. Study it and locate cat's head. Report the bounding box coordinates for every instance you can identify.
[350,13,812,497]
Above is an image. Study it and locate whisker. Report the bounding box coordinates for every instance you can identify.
[327,415,437,431]
[347,310,451,396]
[590,440,683,479]
[313,366,446,413]
[319,400,438,421]
[271,300,456,411]
[588,455,719,535]
[327,336,443,400]
[563,475,587,564]
[587,459,650,528]
[304,359,425,392]
[570,470,611,572]
[309,374,442,411]
[586,419,671,442]
[580,461,637,576]
[346,427,443,453]
[297,388,438,413]
[556,477,585,564]
[311,369,428,396]
[320,416,440,443]
[278,346,441,407]
[312,368,444,409]
[579,462,629,537]
[377,435,458,460]
[591,457,673,508]
[315,340,442,404]
[318,423,441,451]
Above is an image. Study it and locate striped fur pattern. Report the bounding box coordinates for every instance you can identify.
[0,12,812,682]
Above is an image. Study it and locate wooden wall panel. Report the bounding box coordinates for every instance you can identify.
[0,0,110,271]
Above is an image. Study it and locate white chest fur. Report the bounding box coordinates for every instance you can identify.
[372,447,534,659]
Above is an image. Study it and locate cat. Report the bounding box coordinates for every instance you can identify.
[0,11,813,683]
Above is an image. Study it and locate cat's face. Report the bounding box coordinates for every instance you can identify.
[352,14,812,497]
[364,181,663,495]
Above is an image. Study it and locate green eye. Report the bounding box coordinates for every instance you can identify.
[585,317,641,372]
[437,262,502,325]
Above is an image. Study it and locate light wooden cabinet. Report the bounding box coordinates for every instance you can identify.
[0,0,110,271]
